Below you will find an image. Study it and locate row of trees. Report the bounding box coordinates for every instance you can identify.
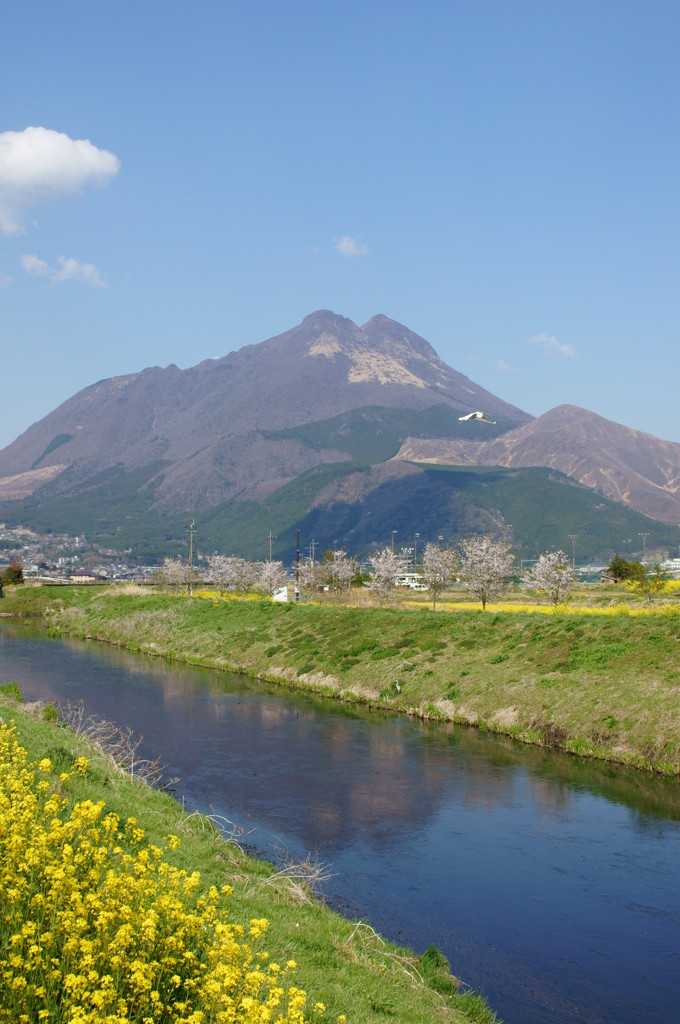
[159,555,290,597]
[159,538,577,610]
[160,549,362,600]
[159,538,670,609]
[366,537,574,609]
[357,537,574,608]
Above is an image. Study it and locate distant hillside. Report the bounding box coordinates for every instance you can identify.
[4,455,679,567]
[1,311,679,564]
[397,405,680,525]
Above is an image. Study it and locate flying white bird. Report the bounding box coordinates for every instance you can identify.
[458,410,496,423]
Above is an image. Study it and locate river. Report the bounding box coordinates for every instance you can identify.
[1,623,679,1024]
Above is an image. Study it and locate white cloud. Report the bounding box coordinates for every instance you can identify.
[21,253,49,276]
[334,235,370,257]
[0,272,13,287]
[528,332,576,358]
[21,252,107,288]
[0,126,120,234]
[494,358,513,372]
[53,256,107,288]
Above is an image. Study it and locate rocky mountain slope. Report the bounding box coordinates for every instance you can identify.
[396,405,680,524]
[1,311,679,562]
[0,311,529,512]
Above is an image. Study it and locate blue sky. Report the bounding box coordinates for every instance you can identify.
[1,1,679,451]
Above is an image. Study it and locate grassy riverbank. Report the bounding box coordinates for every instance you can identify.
[3,584,680,774]
[0,692,495,1024]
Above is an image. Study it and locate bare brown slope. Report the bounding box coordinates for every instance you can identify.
[396,405,680,523]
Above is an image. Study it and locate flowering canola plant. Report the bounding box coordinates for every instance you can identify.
[0,723,324,1024]
[404,599,680,617]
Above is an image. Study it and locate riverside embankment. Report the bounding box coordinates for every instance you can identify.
[4,584,680,774]
[1,690,493,1024]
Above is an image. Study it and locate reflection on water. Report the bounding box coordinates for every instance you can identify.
[1,623,680,1024]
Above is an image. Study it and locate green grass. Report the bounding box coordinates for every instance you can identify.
[0,692,494,1024]
[4,583,680,775]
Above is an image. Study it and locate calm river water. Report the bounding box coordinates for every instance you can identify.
[1,623,679,1024]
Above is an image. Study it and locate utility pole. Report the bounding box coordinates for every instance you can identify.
[310,539,316,565]
[639,532,649,561]
[268,531,276,561]
[568,534,578,571]
[295,528,300,602]
[391,530,397,553]
[414,532,420,567]
[186,519,196,595]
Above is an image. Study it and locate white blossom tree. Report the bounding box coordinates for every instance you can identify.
[324,548,357,592]
[421,542,458,609]
[206,554,238,594]
[459,534,515,610]
[158,556,187,590]
[294,556,324,601]
[369,546,409,604]
[258,559,288,596]
[233,558,258,593]
[206,555,257,595]
[521,550,574,606]
[157,557,201,593]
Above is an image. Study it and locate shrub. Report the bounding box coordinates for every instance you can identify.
[0,682,22,702]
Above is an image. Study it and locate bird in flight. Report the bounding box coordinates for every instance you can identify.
[458,410,496,423]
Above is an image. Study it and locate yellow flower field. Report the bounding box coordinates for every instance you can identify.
[0,723,321,1024]
[405,598,680,617]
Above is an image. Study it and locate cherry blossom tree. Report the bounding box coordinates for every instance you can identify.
[369,546,409,604]
[324,548,357,592]
[233,558,258,593]
[521,550,574,606]
[258,559,288,596]
[206,555,257,595]
[294,556,324,601]
[459,534,515,610]
[421,542,458,609]
[158,556,201,593]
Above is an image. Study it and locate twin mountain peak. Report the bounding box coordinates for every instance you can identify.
[1,310,679,530]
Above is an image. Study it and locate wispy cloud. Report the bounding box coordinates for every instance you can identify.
[528,332,576,358]
[21,253,49,277]
[334,235,370,257]
[0,126,120,234]
[494,358,514,372]
[0,271,13,288]
[21,252,108,288]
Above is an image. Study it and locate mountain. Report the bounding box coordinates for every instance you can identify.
[0,311,530,513]
[1,312,679,564]
[395,405,680,524]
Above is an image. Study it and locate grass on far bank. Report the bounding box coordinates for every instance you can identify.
[3,581,680,775]
[0,691,497,1024]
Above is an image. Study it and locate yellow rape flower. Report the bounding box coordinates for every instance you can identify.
[0,723,341,1024]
